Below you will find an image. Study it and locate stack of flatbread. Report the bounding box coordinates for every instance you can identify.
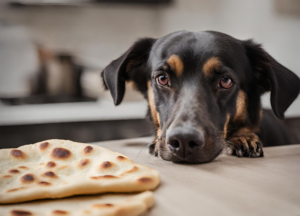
[0,139,160,216]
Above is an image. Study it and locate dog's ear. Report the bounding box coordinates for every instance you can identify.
[102,38,156,105]
[243,39,300,119]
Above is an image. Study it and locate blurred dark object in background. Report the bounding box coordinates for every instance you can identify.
[0,95,95,105]
[1,47,96,105]
[273,0,300,16]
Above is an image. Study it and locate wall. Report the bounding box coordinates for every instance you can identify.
[1,0,300,115]
[1,4,160,68]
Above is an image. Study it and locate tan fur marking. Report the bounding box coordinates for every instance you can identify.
[147,82,160,129]
[203,57,221,77]
[126,60,134,73]
[223,114,230,139]
[233,90,247,122]
[167,54,184,76]
[127,80,137,90]
[147,82,162,142]
[234,127,254,136]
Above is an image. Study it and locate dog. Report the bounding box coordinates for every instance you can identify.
[102,30,300,163]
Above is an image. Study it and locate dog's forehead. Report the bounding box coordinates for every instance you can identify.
[149,31,220,68]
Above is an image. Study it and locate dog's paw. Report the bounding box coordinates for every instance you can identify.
[226,133,264,158]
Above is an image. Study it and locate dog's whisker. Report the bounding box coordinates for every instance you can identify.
[135,128,158,138]
[134,139,156,162]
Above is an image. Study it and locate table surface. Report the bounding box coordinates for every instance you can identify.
[94,137,300,216]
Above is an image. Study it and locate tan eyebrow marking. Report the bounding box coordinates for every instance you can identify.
[203,57,222,77]
[167,54,184,77]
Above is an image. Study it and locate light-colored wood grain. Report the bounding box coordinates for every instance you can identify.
[94,137,300,216]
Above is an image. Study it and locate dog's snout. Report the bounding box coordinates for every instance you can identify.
[167,127,204,160]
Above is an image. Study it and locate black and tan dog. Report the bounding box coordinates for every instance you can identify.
[102,31,300,163]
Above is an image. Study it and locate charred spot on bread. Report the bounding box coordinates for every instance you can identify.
[10,210,32,216]
[84,146,93,154]
[38,181,52,186]
[90,175,118,180]
[121,166,138,176]
[7,187,27,193]
[116,155,127,160]
[52,210,68,215]
[47,161,56,168]
[43,171,57,178]
[9,169,20,174]
[10,150,25,159]
[92,203,114,208]
[78,159,89,168]
[39,142,50,150]
[3,175,12,178]
[57,165,69,170]
[138,177,152,183]
[18,166,29,169]
[100,161,113,169]
[51,148,71,159]
[21,174,35,183]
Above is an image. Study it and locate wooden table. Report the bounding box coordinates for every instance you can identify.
[95,137,300,216]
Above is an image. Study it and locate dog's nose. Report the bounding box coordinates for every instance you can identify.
[166,127,205,160]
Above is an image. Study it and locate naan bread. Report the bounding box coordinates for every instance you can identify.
[0,191,154,216]
[0,140,160,204]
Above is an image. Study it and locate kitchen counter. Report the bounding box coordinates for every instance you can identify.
[94,137,300,216]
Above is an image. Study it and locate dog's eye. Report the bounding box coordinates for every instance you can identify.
[156,75,169,86]
[219,76,233,89]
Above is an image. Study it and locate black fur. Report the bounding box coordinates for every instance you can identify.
[102,38,156,105]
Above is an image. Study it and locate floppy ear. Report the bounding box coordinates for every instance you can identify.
[243,39,300,119]
[102,38,156,105]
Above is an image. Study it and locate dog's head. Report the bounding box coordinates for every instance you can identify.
[102,31,300,163]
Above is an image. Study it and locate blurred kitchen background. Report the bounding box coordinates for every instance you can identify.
[0,0,299,148]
